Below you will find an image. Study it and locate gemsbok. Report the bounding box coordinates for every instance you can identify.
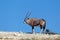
[24,12,46,33]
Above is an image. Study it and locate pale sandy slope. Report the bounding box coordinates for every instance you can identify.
[0,32,60,40]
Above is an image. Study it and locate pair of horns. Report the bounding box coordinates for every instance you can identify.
[25,11,31,18]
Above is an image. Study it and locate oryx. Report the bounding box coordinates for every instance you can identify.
[24,12,46,33]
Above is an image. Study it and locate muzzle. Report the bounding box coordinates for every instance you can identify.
[23,21,26,24]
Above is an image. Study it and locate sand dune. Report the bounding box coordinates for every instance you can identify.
[0,32,60,40]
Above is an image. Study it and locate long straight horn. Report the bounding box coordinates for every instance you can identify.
[25,11,31,18]
[27,12,31,17]
[25,11,29,18]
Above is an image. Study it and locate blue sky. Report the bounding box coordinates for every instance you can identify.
[0,0,60,33]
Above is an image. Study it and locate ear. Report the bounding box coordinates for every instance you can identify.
[27,18,29,19]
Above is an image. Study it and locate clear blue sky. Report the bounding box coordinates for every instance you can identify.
[0,0,60,33]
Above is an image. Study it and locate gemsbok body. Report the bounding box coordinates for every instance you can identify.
[24,12,46,33]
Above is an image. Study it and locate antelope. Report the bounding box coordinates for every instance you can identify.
[24,12,46,33]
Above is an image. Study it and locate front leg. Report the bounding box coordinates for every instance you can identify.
[32,26,34,33]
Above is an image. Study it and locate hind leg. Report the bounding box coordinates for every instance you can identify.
[43,26,46,33]
[40,26,42,33]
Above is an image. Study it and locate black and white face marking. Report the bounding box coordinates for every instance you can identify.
[24,18,30,24]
